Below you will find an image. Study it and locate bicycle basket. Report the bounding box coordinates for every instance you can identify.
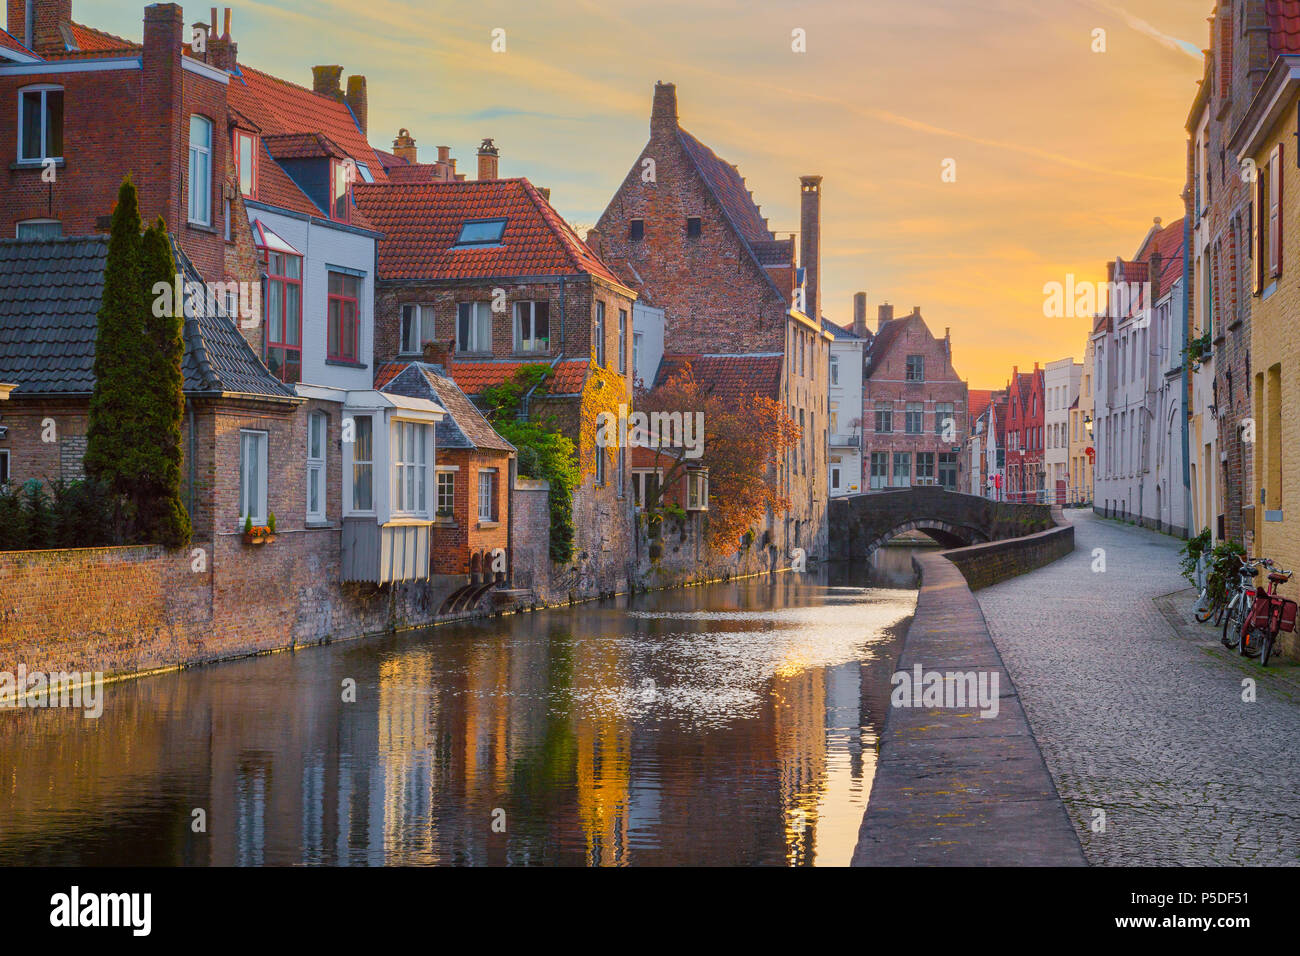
[1280,599,1298,633]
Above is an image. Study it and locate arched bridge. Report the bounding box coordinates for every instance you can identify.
[828,487,1056,560]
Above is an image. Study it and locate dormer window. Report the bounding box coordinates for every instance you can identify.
[453,218,507,247]
[234,130,258,199]
[331,159,353,223]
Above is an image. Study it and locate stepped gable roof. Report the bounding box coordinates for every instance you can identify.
[380,362,515,453]
[0,236,294,401]
[653,353,783,403]
[969,388,994,426]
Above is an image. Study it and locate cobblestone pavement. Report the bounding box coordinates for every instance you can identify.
[976,509,1300,866]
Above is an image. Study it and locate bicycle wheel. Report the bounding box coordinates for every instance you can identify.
[1212,600,1226,627]
[1222,601,1243,648]
[1194,587,1215,623]
[1261,631,1274,667]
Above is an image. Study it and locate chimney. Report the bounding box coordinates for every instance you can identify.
[423,339,455,375]
[878,302,894,331]
[207,7,238,73]
[852,292,868,338]
[392,128,417,164]
[651,81,677,136]
[586,227,602,257]
[345,75,368,136]
[15,0,70,52]
[477,138,499,181]
[142,4,185,231]
[312,65,344,100]
[799,175,822,320]
[437,145,450,163]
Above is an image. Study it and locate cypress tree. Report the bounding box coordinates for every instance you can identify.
[85,176,151,538]
[139,218,191,548]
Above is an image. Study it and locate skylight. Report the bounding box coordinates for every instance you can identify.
[454,218,507,247]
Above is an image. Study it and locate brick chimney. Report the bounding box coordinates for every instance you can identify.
[141,4,185,233]
[345,75,367,135]
[423,338,454,375]
[799,175,822,320]
[853,292,867,338]
[207,7,238,73]
[392,128,417,164]
[477,138,499,181]
[651,81,677,136]
[10,0,70,53]
[878,302,894,331]
[312,65,343,100]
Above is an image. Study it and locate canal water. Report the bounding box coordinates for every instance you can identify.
[0,546,922,866]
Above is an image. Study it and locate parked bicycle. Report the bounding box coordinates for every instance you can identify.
[1220,556,1268,650]
[1238,563,1297,667]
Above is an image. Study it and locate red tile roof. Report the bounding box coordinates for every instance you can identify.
[263,132,347,161]
[352,178,630,289]
[67,22,138,53]
[654,353,783,403]
[968,389,994,429]
[1268,1,1300,56]
[0,28,37,58]
[378,358,591,396]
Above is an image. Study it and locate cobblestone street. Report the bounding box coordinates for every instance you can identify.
[977,509,1300,865]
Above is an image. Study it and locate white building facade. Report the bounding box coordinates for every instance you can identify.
[1044,357,1082,503]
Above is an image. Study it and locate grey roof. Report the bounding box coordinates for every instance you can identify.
[381,362,515,453]
[0,236,296,401]
[822,317,866,341]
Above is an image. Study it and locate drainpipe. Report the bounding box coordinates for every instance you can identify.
[187,402,196,520]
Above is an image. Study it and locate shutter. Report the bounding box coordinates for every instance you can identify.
[1275,143,1284,277]
[1253,162,1262,294]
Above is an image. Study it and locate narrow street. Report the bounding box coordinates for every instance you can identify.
[977,509,1300,865]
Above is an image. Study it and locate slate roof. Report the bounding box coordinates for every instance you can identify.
[654,353,783,403]
[353,178,630,290]
[380,363,515,453]
[0,236,295,401]
[822,317,865,341]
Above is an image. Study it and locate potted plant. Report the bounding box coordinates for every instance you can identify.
[435,507,454,521]
[242,514,277,545]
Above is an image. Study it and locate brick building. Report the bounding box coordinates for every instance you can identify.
[592,81,830,559]
[861,304,969,493]
[1003,364,1045,503]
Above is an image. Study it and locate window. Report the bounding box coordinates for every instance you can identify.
[831,466,840,491]
[618,309,627,373]
[454,218,506,246]
[457,302,492,353]
[595,446,606,485]
[0,449,9,490]
[401,304,435,355]
[1268,144,1282,279]
[188,115,213,225]
[633,332,643,377]
[686,469,708,510]
[594,301,606,366]
[18,85,62,163]
[874,401,893,433]
[239,430,268,525]
[935,402,955,437]
[478,469,498,521]
[392,421,430,516]
[892,452,911,488]
[870,452,888,490]
[331,159,352,223]
[686,216,702,238]
[629,219,644,241]
[327,272,360,363]
[306,412,326,523]
[829,403,839,434]
[223,199,231,241]
[632,470,661,510]
[436,470,455,517]
[16,219,60,239]
[234,130,257,199]
[351,416,373,511]
[916,452,935,485]
[939,453,959,490]
[264,251,303,383]
[514,301,550,353]
[905,402,923,434]
[829,354,839,385]
[906,355,924,381]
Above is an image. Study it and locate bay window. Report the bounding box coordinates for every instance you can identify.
[264,251,302,383]
[686,469,709,511]
[18,85,62,164]
[457,302,492,353]
[351,416,373,511]
[235,129,257,199]
[239,430,268,525]
[391,421,430,516]
[513,301,550,353]
[331,159,352,223]
[328,271,360,363]
[188,115,213,226]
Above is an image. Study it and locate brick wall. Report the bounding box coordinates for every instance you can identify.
[939,522,1075,591]
[429,447,510,575]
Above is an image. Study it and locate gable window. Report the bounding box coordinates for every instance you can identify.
[618,309,627,373]
[629,219,644,241]
[16,218,60,239]
[331,159,352,223]
[188,115,213,226]
[401,304,435,355]
[874,401,893,433]
[905,354,924,382]
[829,354,839,385]
[234,130,258,199]
[18,85,62,164]
[478,469,498,521]
[513,301,550,353]
[327,271,360,363]
[905,402,923,434]
[238,430,269,525]
[306,411,327,523]
[265,251,303,383]
[686,469,709,511]
[686,216,702,238]
[392,421,430,516]
[351,415,374,511]
[436,469,455,518]
[454,218,506,247]
[457,301,492,353]
[594,301,606,366]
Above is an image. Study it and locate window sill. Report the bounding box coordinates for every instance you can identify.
[11,158,63,172]
[456,351,494,360]
[305,520,335,530]
[325,358,367,369]
[478,519,500,529]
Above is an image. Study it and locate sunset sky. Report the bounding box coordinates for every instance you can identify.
[82,0,1211,388]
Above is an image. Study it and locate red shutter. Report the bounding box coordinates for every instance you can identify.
[1253,159,1263,294]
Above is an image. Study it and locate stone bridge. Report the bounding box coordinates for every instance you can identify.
[828,487,1056,560]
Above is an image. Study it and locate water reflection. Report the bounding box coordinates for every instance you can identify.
[0,553,919,866]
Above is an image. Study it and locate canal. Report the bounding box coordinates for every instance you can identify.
[0,546,923,866]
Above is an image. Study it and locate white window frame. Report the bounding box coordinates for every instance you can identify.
[238,429,269,526]
[401,304,436,355]
[391,419,430,517]
[15,218,61,239]
[617,308,627,373]
[631,468,662,511]
[686,469,709,511]
[513,300,550,353]
[350,415,375,513]
[829,354,839,385]
[188,114,213,226]
[306,411,327,524]
[17,84,62,164]
[594,301,606,366]
[436,466,456,518]
[456,301,492,353]
[478,468,497,522]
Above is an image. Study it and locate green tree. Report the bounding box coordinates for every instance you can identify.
[138,218,191,547]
